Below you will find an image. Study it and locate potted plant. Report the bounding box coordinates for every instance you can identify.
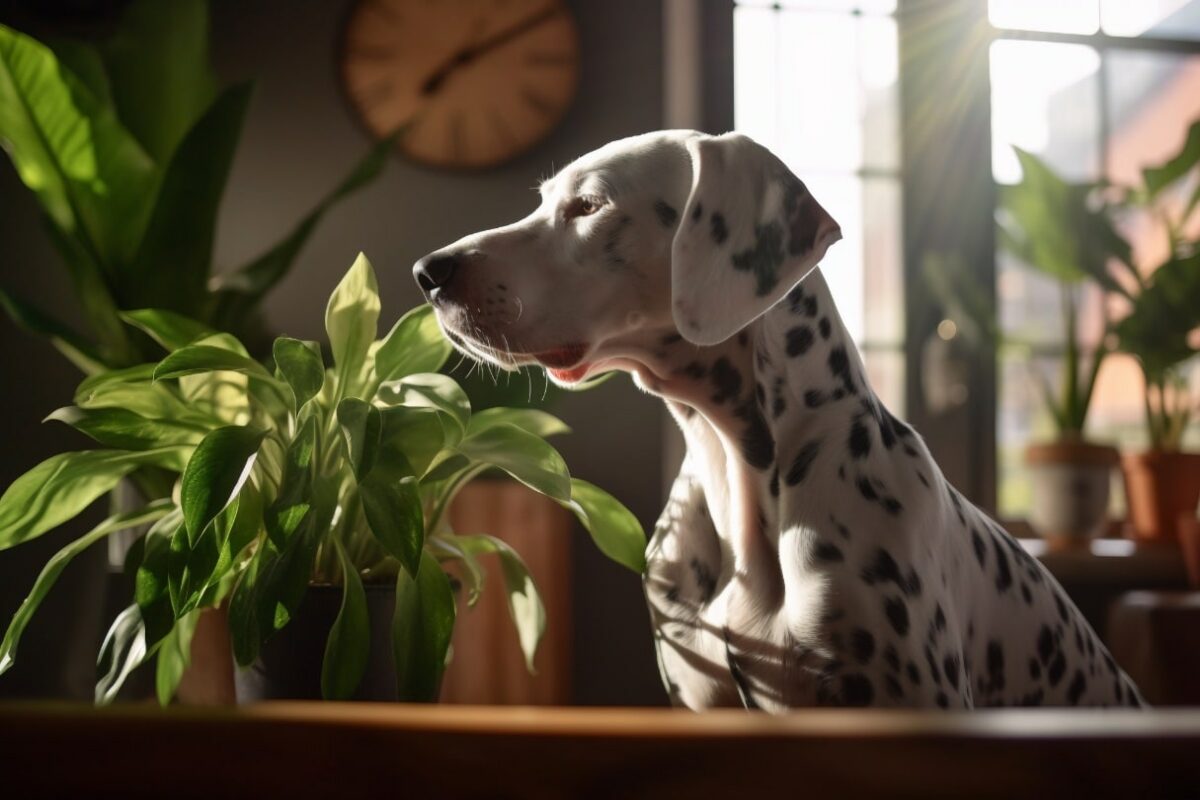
[0,3,390,695]
[1111,122,1200,541]
[993,148,1135,545]
[0,254,646,703]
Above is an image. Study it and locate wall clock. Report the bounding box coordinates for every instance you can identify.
[340,0,580,169]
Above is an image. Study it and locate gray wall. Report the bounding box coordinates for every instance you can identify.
[0,0,668,704]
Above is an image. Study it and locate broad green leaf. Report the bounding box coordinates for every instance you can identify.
[0,23,157,267]
[264,415,317,549]
[420,452,472,485]
[0,447,187,551]
[74,363,194,421]
[0,286,106,374]
[45,405,204,450]
[135,514,180,647]
[1143,119,1200,198]
[359,468,424,576]
[209,137,394,322]
[169,481,263,619]
[1116,251,1200,380]
[378,406,446,478]
[154,608,199,706]
[125,83,251,314]
[273,337,325,411]
[179,425,265,544]
[337,398,382,480]
[100,0,217,163]
[375,304,452,384]
[95,604,149,705]
[429,535,486,606]
[321,539,369,700]
[120,308,214,353]
[253,483,333,637]
[467,407,570,439]
[0,500,171,676]
[228,545,265,667]
[325,253,380,393]
[378,373,471,442]
[999,148,1131,296]
[153,344,274,383]
[455,534,545,672]
[456,423,572,502]
[39,182,137,365]
[561,478,646,574]
[392,549,456,702]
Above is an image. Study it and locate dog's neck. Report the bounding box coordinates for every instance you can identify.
[609,268,889,576]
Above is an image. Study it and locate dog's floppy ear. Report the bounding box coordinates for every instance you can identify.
[670,133,842,345]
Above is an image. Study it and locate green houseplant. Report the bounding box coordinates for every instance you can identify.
[0,254,646,703]
[994,147,1133,543]
[1111,120,1200,541]
[0,1,389,372]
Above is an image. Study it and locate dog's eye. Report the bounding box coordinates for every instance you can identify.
[565,196,603,220]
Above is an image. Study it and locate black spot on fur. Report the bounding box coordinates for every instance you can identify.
[769,468,780,497]
[907,661,921,685]
[735,400,775,470]
[1037,626,1054,665]
[660,333,683,346]
[1054,591,1069,623]
[943,654,960,690]
[848,418,871,459]
[850,629,875,665]
[991,533,1013,593]
[884,596,909,636]
[883,644,900,672]
[689,558,717,602]
[987,640,1005,693]
[1021,583,1033,604]
[802,294,818,317]
[1047,652,1066,687]
[861,549,919,597]
[653,200,678,228]
[925,644,941,685]
[786,325,815,356]
[1067,670,1087,704]
[884,674,904,700]
[1029,658,1041,680]
[856,477,878,502]
[710,212,728,245]
[839,674,874,707]
[710,358,742,403]
[969,530,986,567]
[785,440,822,486]
[935,691,949,708]
[819,316,832,339]
[681,361,706,380]
[804,389,827,408]
[691,202,703,223]
[814,541,844,563]
[827,346,856,395]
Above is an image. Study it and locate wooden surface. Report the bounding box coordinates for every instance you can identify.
[2,703,1199,798]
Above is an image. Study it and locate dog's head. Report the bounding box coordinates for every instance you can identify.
[413,130,841,384]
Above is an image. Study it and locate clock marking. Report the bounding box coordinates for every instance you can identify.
[521,85,556,117]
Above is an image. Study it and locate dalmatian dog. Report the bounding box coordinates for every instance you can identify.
[413,130,1146,711]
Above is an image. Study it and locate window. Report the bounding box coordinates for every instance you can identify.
[989,0,1200,516]
[732,0,905,412]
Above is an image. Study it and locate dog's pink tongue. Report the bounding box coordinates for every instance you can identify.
[536,344,590,383]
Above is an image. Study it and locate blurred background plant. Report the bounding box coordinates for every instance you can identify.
[0,0,389,375]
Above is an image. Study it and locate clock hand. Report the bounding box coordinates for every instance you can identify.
[420,5,561,96]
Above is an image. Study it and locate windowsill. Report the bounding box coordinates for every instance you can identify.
[1016,536,1188,588]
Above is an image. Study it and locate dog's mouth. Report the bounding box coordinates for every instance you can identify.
[531,344,592,383]
[442,324,593,383]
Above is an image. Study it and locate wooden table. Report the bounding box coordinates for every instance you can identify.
[2,703,1199,798]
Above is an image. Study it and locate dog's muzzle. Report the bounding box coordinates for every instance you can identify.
[413,251,460,301]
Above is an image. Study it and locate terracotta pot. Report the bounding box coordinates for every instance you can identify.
[1024,439,1119,546]
[1121,450,1200,543]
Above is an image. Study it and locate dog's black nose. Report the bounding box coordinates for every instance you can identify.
[413,252,460,295]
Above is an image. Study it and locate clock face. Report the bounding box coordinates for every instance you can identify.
[340,0,580,169]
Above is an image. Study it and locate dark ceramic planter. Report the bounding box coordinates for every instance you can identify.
[234,584,400,702]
